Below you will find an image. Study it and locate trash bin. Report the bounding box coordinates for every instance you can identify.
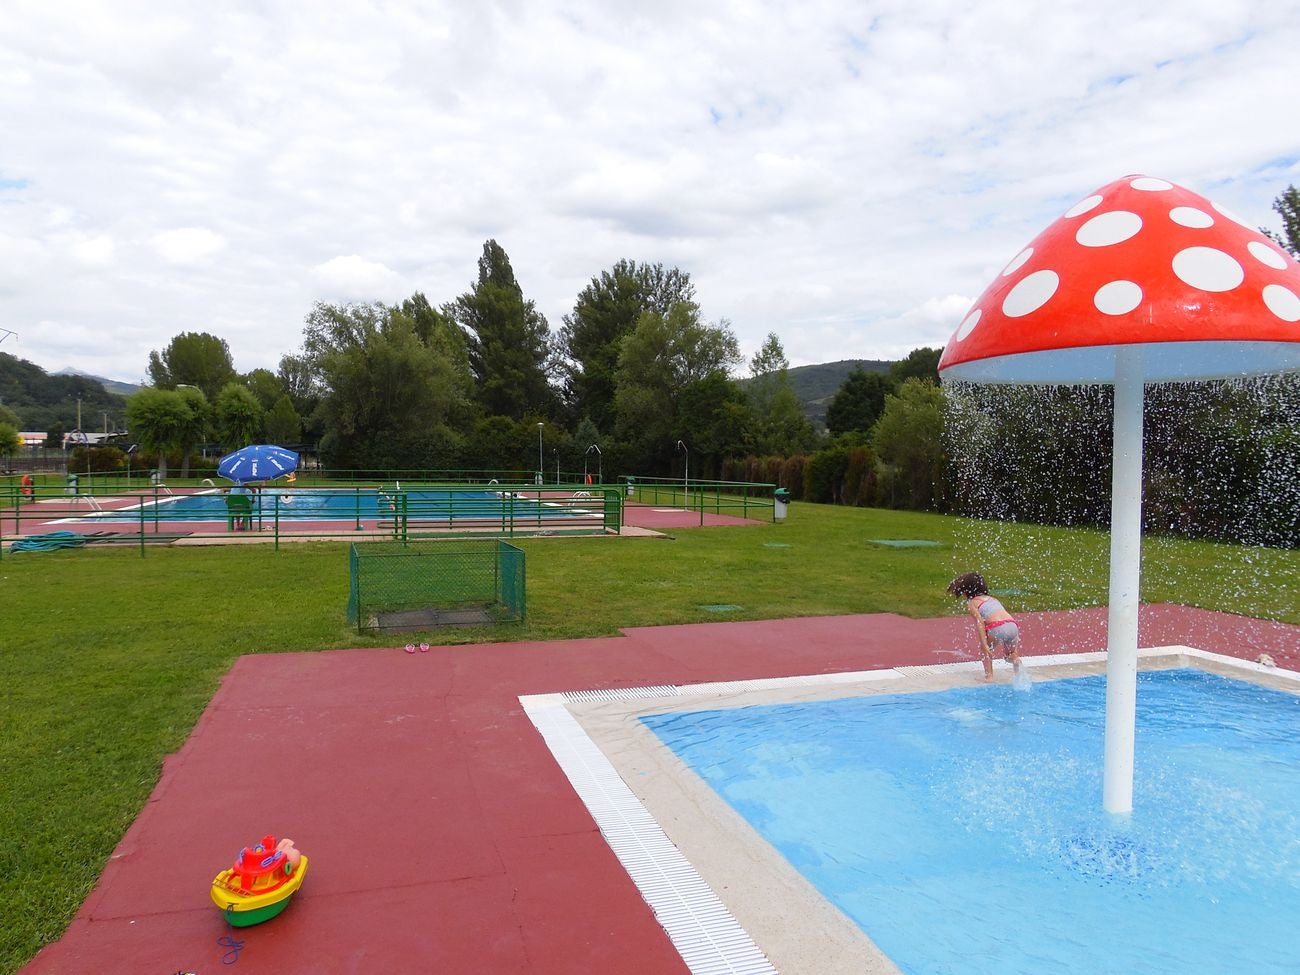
[66,473,79,496]
[773,487,790,520]
[150,469,161,486]
[626,476,636,498]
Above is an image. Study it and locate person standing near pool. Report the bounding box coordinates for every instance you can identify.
[947,572,1024,682]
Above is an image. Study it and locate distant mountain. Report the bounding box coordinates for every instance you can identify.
[1,353,128,432]
[53,368,143,397]
[768,358,888,428]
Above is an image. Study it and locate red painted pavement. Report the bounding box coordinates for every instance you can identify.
[21,606,1297,974]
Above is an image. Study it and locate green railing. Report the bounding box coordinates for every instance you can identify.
[617,476,778,524]
[0,481,622,558]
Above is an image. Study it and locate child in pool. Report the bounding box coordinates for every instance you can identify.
[948,572,1023,682]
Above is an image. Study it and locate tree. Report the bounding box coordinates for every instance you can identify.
[214,383,265,449]
[559,260,695,430]
[125,388,190,478]
[452,240,554,420]
[872,379,947,510]
[0,422,20,462]
[888,347,942,386]
[614,302,741,470]
[263,395,302,446]
[398,292,466,362]
[174,386,211,478]
[146,332,237,400]
[826,367,891,435]
[572,416,603,480]
[748,333,816,455]
[677,373,754,476]
[302,302,473,470]
[1262,185,1300,257]
[242,369,284,412]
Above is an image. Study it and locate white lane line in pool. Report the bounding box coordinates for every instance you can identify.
[522,696,778,975]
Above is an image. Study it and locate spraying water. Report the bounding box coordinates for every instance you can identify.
[941,375,1299,627]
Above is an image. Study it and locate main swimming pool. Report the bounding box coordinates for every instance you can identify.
[58,488,588,524]
[642,668,1300,975]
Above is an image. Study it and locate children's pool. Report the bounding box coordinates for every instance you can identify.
[643,669,1300,975]
[62,489,585,524]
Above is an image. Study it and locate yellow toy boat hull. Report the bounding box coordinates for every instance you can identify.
[211,854,308,926]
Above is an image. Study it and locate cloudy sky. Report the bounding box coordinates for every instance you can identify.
[2,0,1297,383]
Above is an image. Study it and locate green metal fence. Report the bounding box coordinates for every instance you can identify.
[0,482,622,558]
[618,476,778,523]
[347,539,526,633]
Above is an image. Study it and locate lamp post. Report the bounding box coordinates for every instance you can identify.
[536,422,544,486]
[553,448,559,485]
[585,443,601,484]
[676,440,688,508]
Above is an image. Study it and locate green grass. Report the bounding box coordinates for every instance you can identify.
[1,502,1296,972]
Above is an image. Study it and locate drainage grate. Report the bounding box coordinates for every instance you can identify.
[762,542,791,549]
[865,538,943,548]
[698,604,743,613]
[522,699,778,975]
[562,685,680,704]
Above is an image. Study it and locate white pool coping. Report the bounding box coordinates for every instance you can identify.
[521,646,1298,975]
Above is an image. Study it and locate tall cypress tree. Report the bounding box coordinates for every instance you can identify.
[453,241,554,419]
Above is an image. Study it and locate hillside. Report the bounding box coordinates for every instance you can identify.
[0,352,128,433]
[784,358,890,427]
[53,368,143,397]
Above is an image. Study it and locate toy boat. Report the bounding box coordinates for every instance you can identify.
[210,835,308,927]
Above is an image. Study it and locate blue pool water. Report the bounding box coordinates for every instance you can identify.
[72,489,578,523]
[643,669,1300,974]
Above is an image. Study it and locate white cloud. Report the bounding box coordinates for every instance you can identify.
[151,227,226,265]
[0,0,1296,382]
[69,233,115,267]
[311,255,403,302]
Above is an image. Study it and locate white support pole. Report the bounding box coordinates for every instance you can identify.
[1103,346,1145,815]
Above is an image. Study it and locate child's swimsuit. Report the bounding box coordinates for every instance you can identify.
[976,597,1020,650]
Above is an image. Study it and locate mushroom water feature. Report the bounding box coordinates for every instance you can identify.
[938,174,1300,815]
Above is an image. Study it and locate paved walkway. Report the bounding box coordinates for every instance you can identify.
[22,606,1296,974]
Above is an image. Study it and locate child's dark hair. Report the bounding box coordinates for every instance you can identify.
[947,572,988,598]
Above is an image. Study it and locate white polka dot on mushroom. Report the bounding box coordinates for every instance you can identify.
[1247,240,1288,270]
[1064,195,1103,218]
[1171,247,1244,293]
[1001,248,1033,277]
[1076,211,1142,247]
[955,308,982,340]
[1262,284,1300,322]
[1169,207,1214,229]
[1130,177,1173,191]
[1094,280,1143,316]
[1002,269,1059,318]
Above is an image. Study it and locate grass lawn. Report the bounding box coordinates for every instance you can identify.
[1,501,1295,973]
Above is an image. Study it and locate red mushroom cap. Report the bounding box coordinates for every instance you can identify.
[938,175,1300,384]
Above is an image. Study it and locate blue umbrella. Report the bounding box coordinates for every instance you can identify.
[218,444,300,485]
